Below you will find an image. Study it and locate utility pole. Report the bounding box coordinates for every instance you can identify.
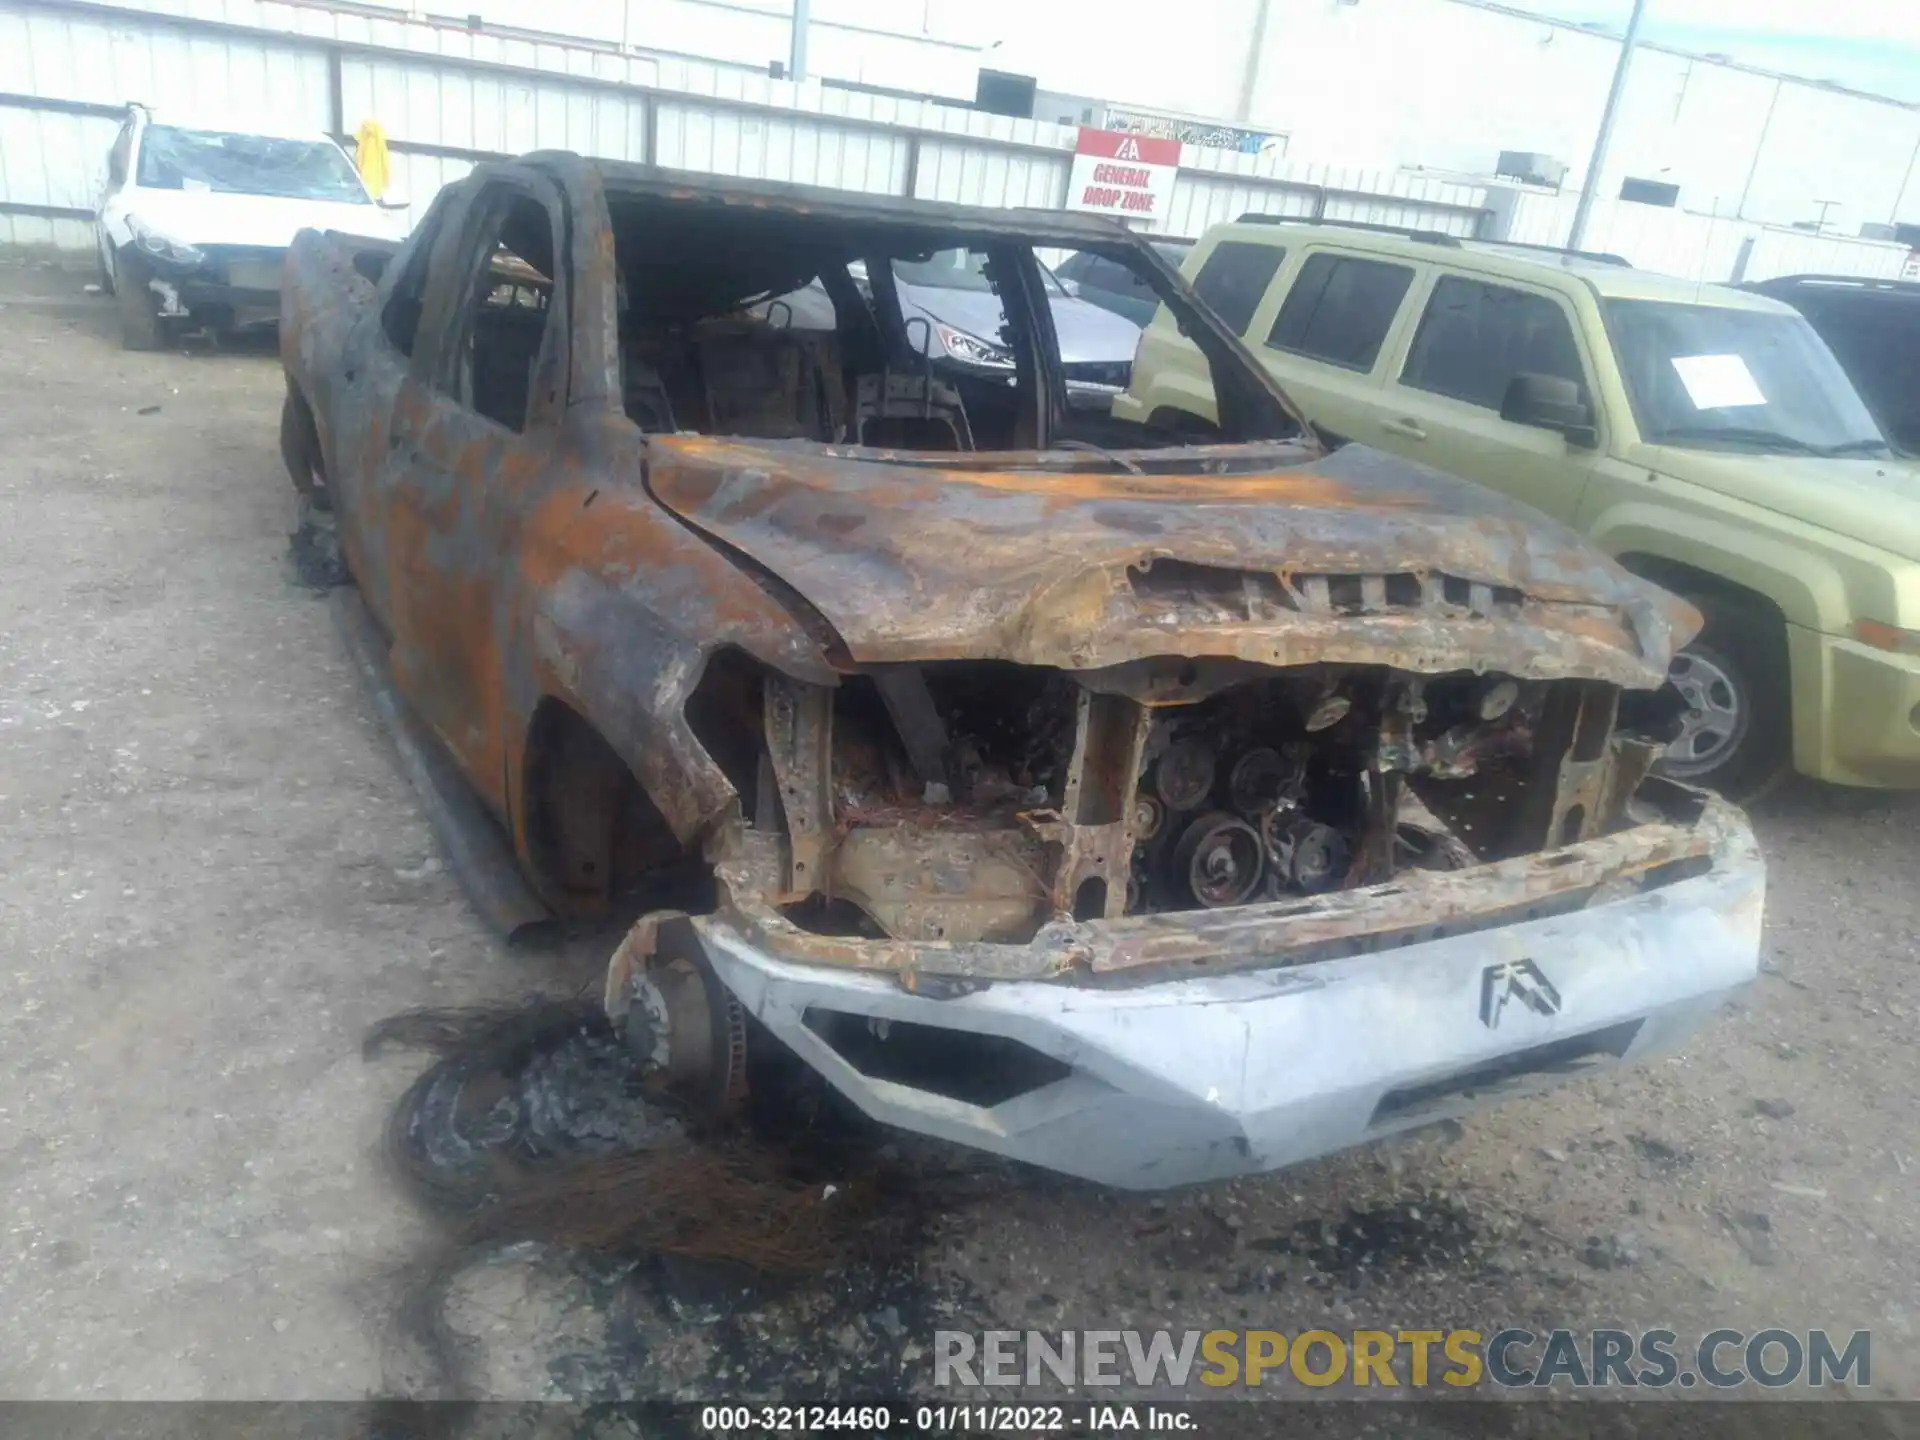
[789,0,809,82]
[1568,0,1650,250]
[1235,0,1275,125]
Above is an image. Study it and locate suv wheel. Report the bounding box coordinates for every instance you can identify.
[1659,598,1791,802]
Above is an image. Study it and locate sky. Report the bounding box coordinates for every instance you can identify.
[1507,0,1920,102]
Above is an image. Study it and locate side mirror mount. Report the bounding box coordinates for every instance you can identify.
[1500,372,1598,448]
[1058,276,1081,296]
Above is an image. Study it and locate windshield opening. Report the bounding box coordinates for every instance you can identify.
[601,192,1302,458]
[1604,299,1888,457]
[135,126,369,204]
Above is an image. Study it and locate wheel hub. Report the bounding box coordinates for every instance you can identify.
[1665,646,1748,775]
[621,952,748,1116]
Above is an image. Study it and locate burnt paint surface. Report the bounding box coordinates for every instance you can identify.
[647,434,1695,688]
[281,151,1696,914]
[282,163,834,901]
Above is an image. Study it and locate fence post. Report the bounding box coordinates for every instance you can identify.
[326,48,345,142]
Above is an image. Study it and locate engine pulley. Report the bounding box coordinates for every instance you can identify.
[1155,739,1217,812]
[1266,814,1351,894]
[1228,747,1304,815]
[1172,812,1265,908]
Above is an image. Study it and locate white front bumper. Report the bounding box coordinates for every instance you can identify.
[693,846,1763,1190]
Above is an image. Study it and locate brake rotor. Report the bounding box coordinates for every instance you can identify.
[623,947,748,1117]
[1172,811,1265,908]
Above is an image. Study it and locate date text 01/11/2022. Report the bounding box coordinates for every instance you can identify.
[698,1404,1194,1432]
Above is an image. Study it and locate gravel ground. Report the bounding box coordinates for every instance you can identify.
[2,256,1917,1412]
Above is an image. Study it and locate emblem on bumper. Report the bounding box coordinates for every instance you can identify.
[1480,959,1563,1028]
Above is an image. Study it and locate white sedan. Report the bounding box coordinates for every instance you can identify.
[96,106,408,349]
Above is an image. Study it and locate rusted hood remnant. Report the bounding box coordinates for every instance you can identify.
[648,435,1696,689]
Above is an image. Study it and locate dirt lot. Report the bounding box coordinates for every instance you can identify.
[2,254,1917,1410]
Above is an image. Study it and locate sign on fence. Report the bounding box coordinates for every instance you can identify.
[1066,127,1179,223]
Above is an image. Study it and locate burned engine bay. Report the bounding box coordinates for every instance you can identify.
[752,655,1665,948]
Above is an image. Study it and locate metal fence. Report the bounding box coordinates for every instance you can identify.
[1500,188,1913,286]
[0,0,1491,252]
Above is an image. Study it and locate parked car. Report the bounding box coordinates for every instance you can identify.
[886,247,1145,410]
[753,249,1143,412]
[1057,239,1193,325]
[1121,219,1920,799]
[278,155,1758,1190]
[95,104,405,350]
[1744,274,1920,457]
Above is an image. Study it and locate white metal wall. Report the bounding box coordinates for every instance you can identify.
[988,0,1920,237]
[0,0,334,245]
[463,0,986,101]
[1742,226,1916,284]
[176,0,1920,241]
[0,106,112,245]
[1166,153,1488,240]
[340,54,650,162]
[0,3,332,125]
[1503,189,1911,285]
[913,139,1065,209]
[657,100,908,189]
[0,0,1497,253]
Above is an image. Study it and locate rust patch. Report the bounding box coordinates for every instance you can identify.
[645,436,1696,688]
[279,162,1719,987]
[602,908,690,1018]
[704,792,1752,983]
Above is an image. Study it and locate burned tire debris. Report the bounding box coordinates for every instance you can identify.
[289,501,349,590]
[364,999,987,1404]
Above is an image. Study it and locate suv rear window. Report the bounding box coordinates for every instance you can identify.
[1402,276,1585,408]
[1266,253,1413,371]
[1190,241,1285,334]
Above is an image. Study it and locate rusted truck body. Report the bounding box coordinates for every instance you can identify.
[280,153,1762,1188]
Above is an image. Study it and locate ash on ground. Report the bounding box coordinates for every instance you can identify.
[370,999,994,1403]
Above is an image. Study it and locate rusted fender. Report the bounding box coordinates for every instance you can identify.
[499,414,840,849]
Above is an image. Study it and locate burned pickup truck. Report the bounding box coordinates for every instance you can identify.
[280,154,1762,1189]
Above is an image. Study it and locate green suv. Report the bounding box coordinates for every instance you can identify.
[1118,220,1920,797]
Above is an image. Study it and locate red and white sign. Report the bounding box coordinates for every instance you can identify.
[1066,127,1181,222]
